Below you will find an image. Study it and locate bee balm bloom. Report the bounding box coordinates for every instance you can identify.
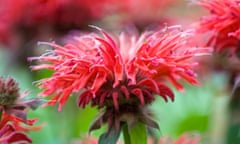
[196,0,240,55]
[29,25,211,136]
[30,26,210,110]
[0,77,43,144]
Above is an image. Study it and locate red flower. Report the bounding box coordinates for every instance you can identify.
[0,112,40,144]
[30,25,211,111]
[0,77,43,144]
[196,0,240,55]
[0,77,43,122]
[0,123,32,144]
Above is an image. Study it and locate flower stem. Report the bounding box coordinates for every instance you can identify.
[123,123,131,144]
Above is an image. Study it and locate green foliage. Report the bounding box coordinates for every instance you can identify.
[129,122,147,144]
[150,74,229,141]
[175,114,209,135]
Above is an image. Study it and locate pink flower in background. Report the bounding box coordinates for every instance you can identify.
[30,25,210,111]
[110,0,177,28]
[75,136,123,144]
[154,133,200,144]
[0,0,112,47]
[196,0,240,55]
[106,0,178,30]
[73,133,200,144]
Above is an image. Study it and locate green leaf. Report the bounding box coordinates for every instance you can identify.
[175,114,209,135]
[129,122,147,144]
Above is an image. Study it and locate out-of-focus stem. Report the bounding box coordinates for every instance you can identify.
[123,124,131,144]
[227,74,240,143]
[210,95,229,144]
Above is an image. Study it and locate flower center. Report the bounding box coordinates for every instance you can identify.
[0,78,19,106]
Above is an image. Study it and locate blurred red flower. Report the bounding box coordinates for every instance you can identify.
[30,25,211,111]
[0,123,32,144]
[197,0,240,55]
[0,112,40,144]
[0,77,43,144]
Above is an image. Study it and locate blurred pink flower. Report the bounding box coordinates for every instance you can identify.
[0,0,112,47]
[30,25,211,111]
[111,0,177,27]
[74,133,200,144]
[196,0,240,55]
[73,135,123,144]
[148,133,200,144]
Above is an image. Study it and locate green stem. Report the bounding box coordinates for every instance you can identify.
[123,124,131,144]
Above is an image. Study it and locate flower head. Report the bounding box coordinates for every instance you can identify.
[30,25,210,142]
[0,112,40,144]
[0,123,32,144]
[0,77,44,121]
[30,25,210,111]
[196,0,240,55]
[0,77,19,106]
[0,77,43,144]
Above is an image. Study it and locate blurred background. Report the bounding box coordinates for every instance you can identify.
[0,0,237,143]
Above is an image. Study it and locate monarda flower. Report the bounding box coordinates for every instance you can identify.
[29,25,211,142]
[0,113,37,144]
[196,0,240,107]
[0,123,32,144]
[196,0,240,56]
[0,77,43,144]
